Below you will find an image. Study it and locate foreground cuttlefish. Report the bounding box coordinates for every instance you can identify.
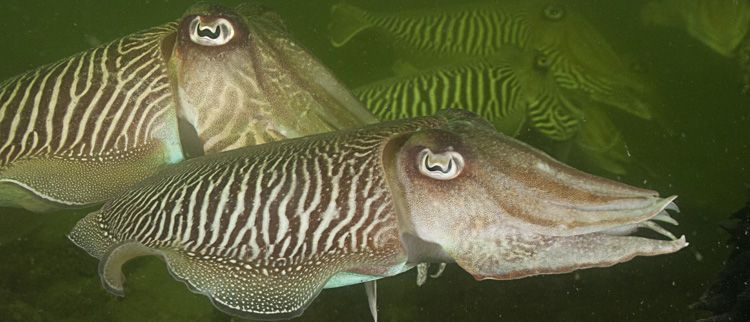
[0,3,374,212]
[69,110,687,320]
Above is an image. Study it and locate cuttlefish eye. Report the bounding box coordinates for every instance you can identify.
[418,148,464,180]
[543,4,565,21]
[534,52,552,71]
[189,16,235,46]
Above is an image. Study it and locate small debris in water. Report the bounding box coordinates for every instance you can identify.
[694,250,704,261]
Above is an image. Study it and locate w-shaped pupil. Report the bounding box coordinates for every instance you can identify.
[425,158,453,173]
[197,25,221,39]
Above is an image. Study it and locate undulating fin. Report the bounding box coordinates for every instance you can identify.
[67,210,113,259]
[69,212,339,320]
[99,241,160,296]
[0,141,174,212]
[329,3,374,48]
[364,281,378,322]
[159,249,334,320]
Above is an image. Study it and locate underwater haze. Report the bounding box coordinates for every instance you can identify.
[1,0,749,321]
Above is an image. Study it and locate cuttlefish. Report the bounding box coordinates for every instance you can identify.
[329,0,652,120]
[642,0,750,58]
[0,3,374,212]
[352,48,584,140]
[641,0,750,93]
[69,110,687,320]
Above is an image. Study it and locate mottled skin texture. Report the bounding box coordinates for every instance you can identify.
[0,3,374,212]
[70,110,686,320]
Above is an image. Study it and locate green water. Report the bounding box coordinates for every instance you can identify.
[0,0,749,321]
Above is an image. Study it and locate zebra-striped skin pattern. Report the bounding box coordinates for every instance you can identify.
[95,118,427,263]
[0,23,177,168]
[525,85,581,141]
[330,2,530,56]
[330,0,653,119]
[0,23,182,211]
[173,4,376,155]
[356,61,524,121]
[69,114,443,319]
[354,56,581,140]
[0,3,376,212]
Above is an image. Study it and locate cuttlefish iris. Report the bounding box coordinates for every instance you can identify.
[0,3,374,212]
[69,110,687,320]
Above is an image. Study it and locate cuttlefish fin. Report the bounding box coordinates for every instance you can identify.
[70,213,340,319]
[0,140,177,212]
[364,280,378,322]
[98,241,159,296]
[329,3,374,47]
[160,249,336,320]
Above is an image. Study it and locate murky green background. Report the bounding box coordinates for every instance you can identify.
[0,0,748,321]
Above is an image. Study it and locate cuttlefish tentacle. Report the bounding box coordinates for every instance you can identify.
[69,110,687,320]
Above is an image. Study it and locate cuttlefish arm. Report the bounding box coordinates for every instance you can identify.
[416,263,447,286]
[384,112,687,280]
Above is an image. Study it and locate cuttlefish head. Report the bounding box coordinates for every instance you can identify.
[519,0,654,120]
[386,110,686,280]
[166,3,375,155]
